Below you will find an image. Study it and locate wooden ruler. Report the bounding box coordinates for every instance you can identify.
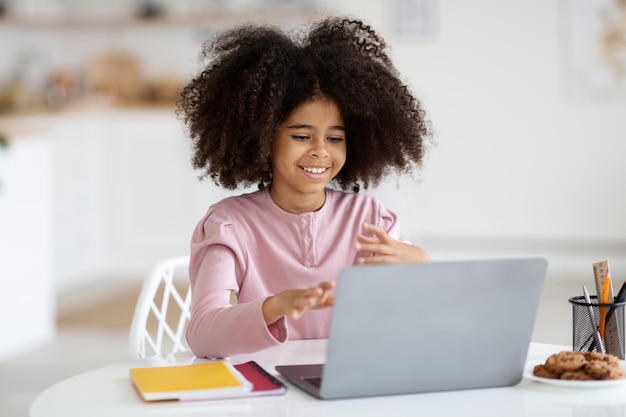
[592,260,623,358]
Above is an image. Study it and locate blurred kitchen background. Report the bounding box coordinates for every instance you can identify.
[1,0,626,415]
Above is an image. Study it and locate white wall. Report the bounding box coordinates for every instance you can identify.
[319,0,626,281]
[395,1,626,240]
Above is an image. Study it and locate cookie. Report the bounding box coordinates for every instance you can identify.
[544,351,586,374]
[583,351,620,366]
[585,360,625,380]
[533,364,561,379]
[560,370,595,381]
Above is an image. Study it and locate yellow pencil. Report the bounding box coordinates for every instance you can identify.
[599,276,611,339]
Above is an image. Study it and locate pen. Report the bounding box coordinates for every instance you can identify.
[583,286,606,354]
[614,280,626,303]
[599,276,611,339]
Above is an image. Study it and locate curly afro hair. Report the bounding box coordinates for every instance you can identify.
[177,16,431,191]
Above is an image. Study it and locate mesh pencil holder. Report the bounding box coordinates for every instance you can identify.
[569,295,626,359]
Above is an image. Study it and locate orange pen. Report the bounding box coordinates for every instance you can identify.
[599,276,611,339]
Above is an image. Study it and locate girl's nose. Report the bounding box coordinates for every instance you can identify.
[307,137,329,158]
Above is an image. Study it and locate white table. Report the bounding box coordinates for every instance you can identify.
[30,340,626,417]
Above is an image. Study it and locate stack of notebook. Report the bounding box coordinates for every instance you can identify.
[130,360,286,401]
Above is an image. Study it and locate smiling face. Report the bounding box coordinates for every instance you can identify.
[269,97,347,214]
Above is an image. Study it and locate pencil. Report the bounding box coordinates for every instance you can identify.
[599,276,611,339]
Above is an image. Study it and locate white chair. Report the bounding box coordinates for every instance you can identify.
[128,255,192,359]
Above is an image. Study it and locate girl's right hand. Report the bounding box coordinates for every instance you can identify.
[263,281,335,324]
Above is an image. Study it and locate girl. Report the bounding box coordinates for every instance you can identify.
[177,16,432,358]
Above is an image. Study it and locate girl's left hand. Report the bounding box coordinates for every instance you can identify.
[355,223,431,265]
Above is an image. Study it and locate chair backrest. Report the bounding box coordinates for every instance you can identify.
[128,256,192,359]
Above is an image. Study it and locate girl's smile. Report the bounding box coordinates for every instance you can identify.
[269,97,347,214]
[300,166,330,180]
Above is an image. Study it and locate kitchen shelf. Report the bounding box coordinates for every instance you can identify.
[0,9,324,29]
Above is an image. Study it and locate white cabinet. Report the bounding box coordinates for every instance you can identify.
[1,108,237,300]
[50,108,234,290]
[53,114,109,289]
[0,136,55,360]
[99,109,227,276]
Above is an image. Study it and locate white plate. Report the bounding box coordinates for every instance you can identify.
[525,360,626,389]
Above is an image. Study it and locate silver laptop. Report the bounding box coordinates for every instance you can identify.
[276,257,548,399]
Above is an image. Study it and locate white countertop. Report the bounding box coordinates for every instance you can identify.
[0,105,175,140]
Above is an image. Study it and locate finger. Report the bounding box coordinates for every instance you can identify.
[305,286,323,299]
[291,290,317,311]
[356,254,393,265]
[293,299,321,316]
[317,281,336,291]
[288,307,304,320]
[356,233,379,244]
[356,242,396,257]
[362,223,392,243]
[305,291,322,306]
[310,292,334,310]
[355,235,380,251]
[321,295,335,308]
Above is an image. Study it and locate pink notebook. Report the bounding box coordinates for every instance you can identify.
[233,361,287,396]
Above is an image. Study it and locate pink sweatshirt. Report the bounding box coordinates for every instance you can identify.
[186,188,401,358]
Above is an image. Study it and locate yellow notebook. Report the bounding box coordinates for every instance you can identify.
[130,360,252,401]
